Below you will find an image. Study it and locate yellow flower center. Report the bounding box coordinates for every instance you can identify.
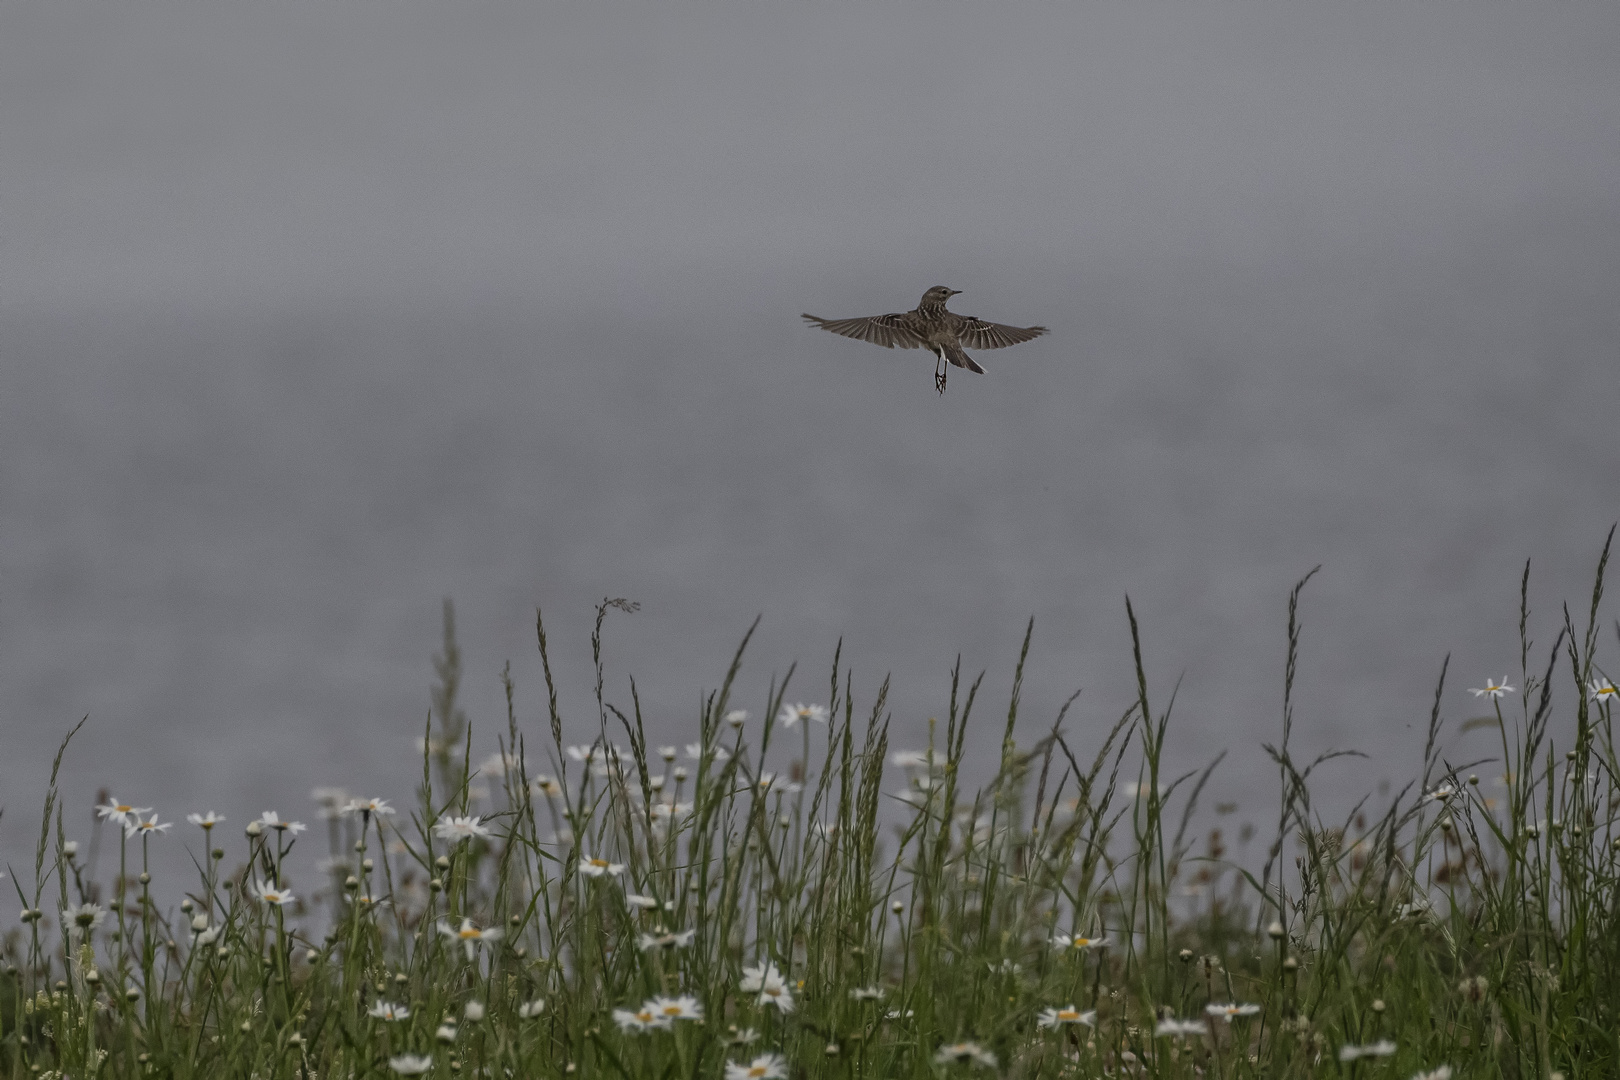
[1058,1010,1079,1021]
[748,1069,767,1078]
[460,929,480,939]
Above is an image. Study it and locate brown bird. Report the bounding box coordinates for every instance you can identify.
[802,286,1048,394]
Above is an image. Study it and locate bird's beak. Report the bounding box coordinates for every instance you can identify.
[947,289,962,296]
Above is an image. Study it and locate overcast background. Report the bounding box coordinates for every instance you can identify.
[3,3,1618,881]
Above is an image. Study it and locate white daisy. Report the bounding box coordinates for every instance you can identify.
[1051,932,1108,951]
[63,902,107,931]
[891,749,940,770]
[1205,1002,1261,1022]
[125,814,172,840]
[96,799,152,827]
[1339,1040,1397,1062]
[850,986,885,1000]
[253,879,296,906]
[345,797,396,817]
[685,742,732,762]
[388,1054,433,1075]
[740,961,795,1013]
[637,929,696,951]
[1155,1018,1207,1038]
[724,1054,787,1080]
[649,994,703,1022]
[934,1042,997,1068]
[518,999,546,1018]
[369,1001,410,1021]
[257,811,307,835]
[432,815,491,843]
[185,811,226,829]
[777,703,829,728]
[612,1004,666,1032]
[1590,678,1618,704]
[1468,678,1514,699]
[1037,1005,1095,1029]
[436,917,502,961]
[578,855,625,878]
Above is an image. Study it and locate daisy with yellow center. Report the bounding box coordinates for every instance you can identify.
[96,799,152,827]
[1051,932,1108,951]
[740,961,796,1013]
[650,994,703,1022]
[436,917,503,960]
[1205,1002,1261,1022]
[253,879,295,906]
[612,1004,666,1032]
[125,814,173,840]
[724,1054,787,1080]
[776,703,828,728]
[1037,1005,1096,1029]
[578,855,625,878]
[1468,677,1515,700]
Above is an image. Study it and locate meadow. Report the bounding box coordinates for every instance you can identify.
[4,540,1618,1080]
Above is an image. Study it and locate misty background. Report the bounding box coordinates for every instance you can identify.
[3,3,1618,880]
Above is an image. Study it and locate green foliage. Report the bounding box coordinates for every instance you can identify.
[5,545,1620,1080]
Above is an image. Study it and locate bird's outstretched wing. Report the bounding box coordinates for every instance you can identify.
[955,319,1049,350]
[802,312,925,349]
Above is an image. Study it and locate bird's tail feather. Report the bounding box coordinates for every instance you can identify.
[943,344,985,373]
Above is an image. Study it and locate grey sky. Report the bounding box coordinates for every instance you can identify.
[3,3,1618,872]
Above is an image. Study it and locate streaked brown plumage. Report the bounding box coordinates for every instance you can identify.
[802,286,1048,393]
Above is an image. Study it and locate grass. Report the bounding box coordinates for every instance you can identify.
[4,535,1620,1080]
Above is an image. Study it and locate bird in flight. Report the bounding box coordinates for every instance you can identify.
[802,286,1048,394]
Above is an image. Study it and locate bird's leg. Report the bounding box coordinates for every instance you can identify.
[934,349,948,394]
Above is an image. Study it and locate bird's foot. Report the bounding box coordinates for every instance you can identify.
[935,369,947,395]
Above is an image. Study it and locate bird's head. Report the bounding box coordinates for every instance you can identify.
[922,286,961,305]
